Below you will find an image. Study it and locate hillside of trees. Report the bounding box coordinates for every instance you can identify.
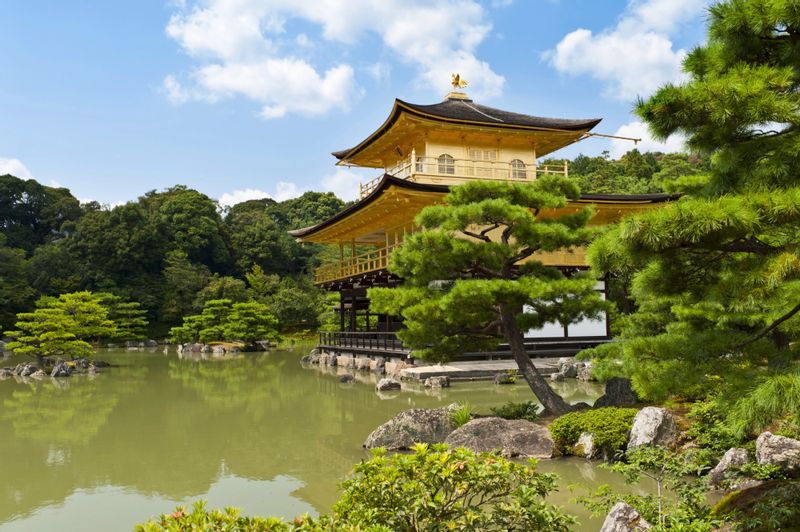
[0,149,707,337]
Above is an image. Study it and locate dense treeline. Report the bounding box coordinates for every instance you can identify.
[0,150,706,337]
[0,174,343,336]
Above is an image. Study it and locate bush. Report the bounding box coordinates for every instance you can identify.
[450,403,472,428]
[715,480,800,531]
[489,401,541,422]
[549,407,638,455]
[332,443,574,531]
[135,445,575,532]
[686,400,741,455]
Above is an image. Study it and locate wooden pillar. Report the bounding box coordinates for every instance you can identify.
[339,291,345,332]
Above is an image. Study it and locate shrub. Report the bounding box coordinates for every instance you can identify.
[686,400,741,455]
[332,443,574,531]
[549,407,638,455]
[490,400,541,422]
[451,403,472,428]
[135,445,575,532]
[715,480,800,532]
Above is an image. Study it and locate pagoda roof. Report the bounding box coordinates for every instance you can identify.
[332,97,602,164]
[289,174,679,242]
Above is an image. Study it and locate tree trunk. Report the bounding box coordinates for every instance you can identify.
[498,304,572,416]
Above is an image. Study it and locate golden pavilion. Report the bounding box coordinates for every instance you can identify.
[291,79,676,358]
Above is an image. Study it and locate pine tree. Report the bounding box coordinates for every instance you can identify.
[370,176,609,416]
[588,0,800,434]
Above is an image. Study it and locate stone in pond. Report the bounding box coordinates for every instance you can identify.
[364,404,459,450]
[444,417,554,458]
[600,502,652,531]
[424,376,450,388]
[708,447,748,488]
[756,431,800,477]
[376,378,401,392]
[628,407,679,449]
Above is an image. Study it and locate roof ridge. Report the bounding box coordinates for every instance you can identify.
[458,100,504,123]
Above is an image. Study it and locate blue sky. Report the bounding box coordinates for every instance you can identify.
[0,0,710,206]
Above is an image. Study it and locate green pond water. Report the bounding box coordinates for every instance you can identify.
[0,348,653,531]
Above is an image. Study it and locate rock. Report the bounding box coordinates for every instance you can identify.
[211,345,226,355]
[445,417,555,458]
[145,339,158,347]
[600,502,652,532]
[493,372,515,385]
[550,372,565,382]
[558,357,578,378]
[0,340,5,351]
[577,362,595,381]
[628,407,679,449]
[228,346,241,353]
[73,358,92,370]
[364,404,460,450]
[756,431,800,476]
[301,353,320,364]
[708,448,749,488]
[595,377,638,407]
[30,369,46,378]
[14,363,38,377]
[185,343,204,353]
[93,360,110,368]
[370,356,386,373]
[200,345,212,353]
[424,376,450,388]
[355,357,371,371]
[338,373,355,383]
[574,432,598,459]
[50,360,72,378]
[88,365,98,375]
[0,368,12,379]
[376,378,401,392]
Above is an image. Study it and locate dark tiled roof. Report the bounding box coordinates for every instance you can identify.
[332,97,602,161]
[400,98,601,131]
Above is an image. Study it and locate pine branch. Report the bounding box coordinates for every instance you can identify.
[735,301,800,349]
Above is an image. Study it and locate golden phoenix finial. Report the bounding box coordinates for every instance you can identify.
[451,73,469,90]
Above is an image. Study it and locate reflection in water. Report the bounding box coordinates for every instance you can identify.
[0,349,621,531]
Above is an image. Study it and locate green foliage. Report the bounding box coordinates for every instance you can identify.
[0,234,35,331]
[586,0,800,436]
[686,400,742,458]
[716,480,800,532]
[98,293,149,341]
[579,446,718,530]
[369,177,610,414]
[133,500,299,532]
[739,462,786,482]
[169,299,279,345]
[193,274,249,310]
[450,403,472,428]
[549,407,638,455]
[331,443,574,531]
[489,401,541,422]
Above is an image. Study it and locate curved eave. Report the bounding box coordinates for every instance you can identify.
[332,99,602,165]
[289,175,680,241]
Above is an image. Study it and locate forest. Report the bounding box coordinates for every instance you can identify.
[0,149,706,340]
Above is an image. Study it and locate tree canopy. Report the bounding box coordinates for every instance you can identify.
[370,176,609,415]
[587,0,800,435]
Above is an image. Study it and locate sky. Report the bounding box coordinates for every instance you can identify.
[0,0,710,206]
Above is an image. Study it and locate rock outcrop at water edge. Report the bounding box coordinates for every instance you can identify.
[444,417,555,458]
[364,404,460,450]
[424,376,450,388]
[376,378,401,392]
[600,502,652,531]
[50,360,72,377]
[594,377,639,407]
[628,407,679,449]
[756,431,800,477]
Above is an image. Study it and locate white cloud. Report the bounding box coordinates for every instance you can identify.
[165,0,503,118]
[610,120,685,158]
[546,0,709,101]
[319,168,367,201]
[0,158,33,179]
[274,181,303,201]
[218,188,273,208]
[366,62,391,83]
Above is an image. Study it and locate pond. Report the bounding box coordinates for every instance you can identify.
[0,348,652,531]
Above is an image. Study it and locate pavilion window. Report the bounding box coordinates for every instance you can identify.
[511,159,527,179]
[438,154,455,174]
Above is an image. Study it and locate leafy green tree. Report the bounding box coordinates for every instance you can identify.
[0,174,81,254]
[98,293,149,341]
[193,274,249,310]
[264,191,345,230]
[160,250,211,326]
[244,264,281,301]
[223,302,279,344]
[0,235,35,331]
[25,240,84,296]
[268,278,324,331]
[5,291,118,358]
[587,0,800,435]
[370,177,609,415]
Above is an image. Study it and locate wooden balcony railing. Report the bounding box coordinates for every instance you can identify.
[315,244,399,284]
[358,155,569,198]
[319,331,406,353]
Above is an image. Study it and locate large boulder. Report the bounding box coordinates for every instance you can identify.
[364,404,459,450]
[577,361,595,381]
[50,360,72,378]
[493,372,515,385]
[756,431,800,476]
[0,368,12,380]
[600,502,652,531]
[574,432,599,459]
[594,377,638,407]
[14,363,38,377]
[628,407,679,449]
[557,357,578,378]
[376,378,401,392]
[444,417,554,458]
[338,373,355,384]
[708,447,749,488]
